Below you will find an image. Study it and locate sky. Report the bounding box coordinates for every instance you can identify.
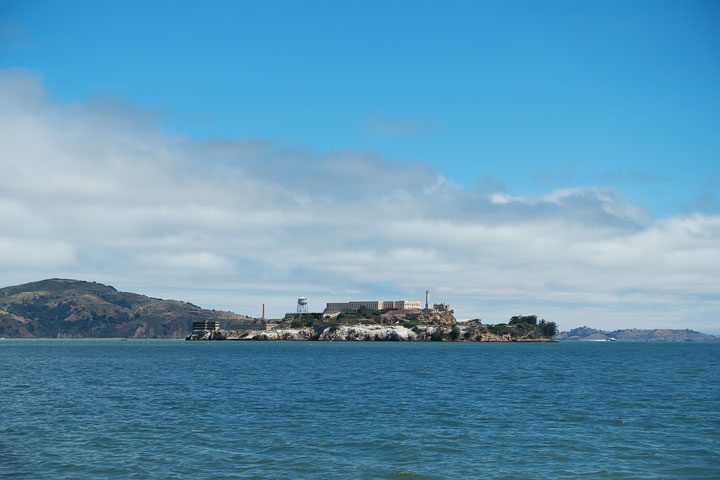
[0,0,719,330]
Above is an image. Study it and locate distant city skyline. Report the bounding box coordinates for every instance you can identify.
[0,1,718,330]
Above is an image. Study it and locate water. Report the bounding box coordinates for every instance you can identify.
[1,340,719,479]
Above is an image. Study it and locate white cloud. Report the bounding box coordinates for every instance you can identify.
[0,238,75,267]
[135,252,233,272]
[0,69,718,330]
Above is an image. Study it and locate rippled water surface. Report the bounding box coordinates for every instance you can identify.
[1,340,719,479]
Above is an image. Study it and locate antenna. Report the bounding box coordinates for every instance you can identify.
[297,297,308,314]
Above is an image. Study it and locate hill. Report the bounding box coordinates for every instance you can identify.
[0,279,250,338]
[556,326,718,342]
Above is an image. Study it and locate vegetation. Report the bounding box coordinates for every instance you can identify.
[488,323,510,335]
[509,315,537,325]
[430,330,444,341]
[478,315,558,340]
[538,319,558,337]
[448,326,461,341]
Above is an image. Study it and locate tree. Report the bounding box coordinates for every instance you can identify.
[509,315,537,325]
[539,320,558,337]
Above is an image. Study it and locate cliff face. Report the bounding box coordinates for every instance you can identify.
[0,279,248,338]
[219,321,550,342]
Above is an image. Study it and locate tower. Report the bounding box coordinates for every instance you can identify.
[297,297,308,314]
[425,289,429,310]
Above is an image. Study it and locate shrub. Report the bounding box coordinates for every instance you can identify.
[512,323,533,335]
[449,326,461,341]
[489,323,510,335]
[430,330,444,342]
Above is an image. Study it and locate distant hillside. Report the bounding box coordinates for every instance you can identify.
[0,279,251,338]
[556,326,718,342]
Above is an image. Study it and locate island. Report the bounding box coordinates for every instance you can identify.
[555,326,719,342]
[186,310,558,342]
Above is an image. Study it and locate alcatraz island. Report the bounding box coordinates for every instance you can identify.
[186,293,559,342]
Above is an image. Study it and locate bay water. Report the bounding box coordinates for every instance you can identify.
[1,340,719,478]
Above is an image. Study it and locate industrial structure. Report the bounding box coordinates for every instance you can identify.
[321,289,454,315]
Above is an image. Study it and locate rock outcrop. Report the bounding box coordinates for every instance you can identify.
[220,322,552,342]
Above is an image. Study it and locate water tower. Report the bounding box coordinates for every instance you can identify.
[297,297,308,314]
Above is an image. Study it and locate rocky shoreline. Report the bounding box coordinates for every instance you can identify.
[224,324,553,342]
[187,313,558,342]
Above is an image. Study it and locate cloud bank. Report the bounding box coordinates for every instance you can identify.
[1,69,718,329]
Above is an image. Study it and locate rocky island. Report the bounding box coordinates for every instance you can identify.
[189,309,558,342]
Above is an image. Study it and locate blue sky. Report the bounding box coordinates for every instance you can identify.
[3,0,718,215]
[1,1,719,329]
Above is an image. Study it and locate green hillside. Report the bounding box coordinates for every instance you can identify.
[0,279,249,338]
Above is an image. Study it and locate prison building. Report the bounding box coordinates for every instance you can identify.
[325,300,422,313]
